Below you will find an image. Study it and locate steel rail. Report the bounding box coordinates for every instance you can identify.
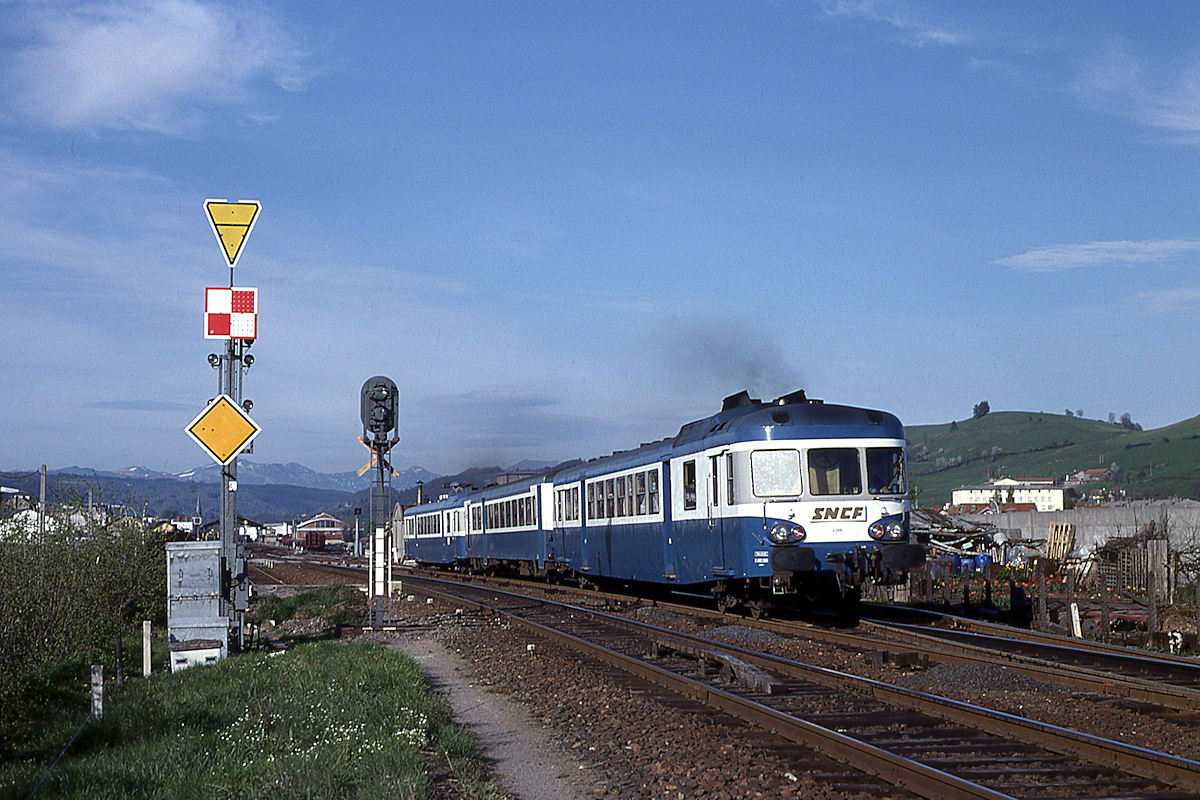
[864,604,1200,670]
[874,618,1200,674]
[854,619,1200,713]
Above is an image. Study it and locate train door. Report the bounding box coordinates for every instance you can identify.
[708,452,730,573]
[659,462,675,579]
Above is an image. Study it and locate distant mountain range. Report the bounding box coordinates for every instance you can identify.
[1,460,439,523]
[0,460,562,523]
[54,460,438,494]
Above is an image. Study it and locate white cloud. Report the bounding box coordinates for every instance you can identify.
[1133,288,1200,314]
[4,0,313,134]
[1073,44,1200,136]
[994,239,1200,272]
[820,0,968,47]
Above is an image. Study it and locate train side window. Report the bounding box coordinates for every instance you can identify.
[751,449,802,497]
[635,472,647,515]
[587,483,595,519]
[807,448,862,496]
[683,460,697,510]
[649,469,660,514]
[606,478,616,518]
[615,477,626,517]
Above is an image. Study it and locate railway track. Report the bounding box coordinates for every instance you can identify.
[254,556,1200,715]
[395,573,1200,800]
[855,617,1200,714]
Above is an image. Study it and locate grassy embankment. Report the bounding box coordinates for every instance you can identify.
[906,411,1200,506]
[1,587,505,800]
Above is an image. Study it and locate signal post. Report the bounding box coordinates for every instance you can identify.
[184,199,263,651]
[359,377,399,627]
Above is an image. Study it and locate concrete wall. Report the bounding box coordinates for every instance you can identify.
[960,499,1200,555]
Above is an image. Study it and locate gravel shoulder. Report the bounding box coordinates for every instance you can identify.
[380,631,601,800]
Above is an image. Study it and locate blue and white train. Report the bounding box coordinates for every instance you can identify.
[399,390,925,611]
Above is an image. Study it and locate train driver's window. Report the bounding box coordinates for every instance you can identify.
[808,448,862,496]
[683,460,697,510]
[867,448,905,495]
[751,449,802,497]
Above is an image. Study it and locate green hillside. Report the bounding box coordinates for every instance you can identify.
[906,411,1200,506]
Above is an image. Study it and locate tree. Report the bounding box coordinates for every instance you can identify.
[1120,412,1142,431]
[0,477,166,736]
[1065,408,1074,417]
[973,401,990,419]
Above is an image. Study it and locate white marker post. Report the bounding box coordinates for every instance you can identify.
[142,620,152,676]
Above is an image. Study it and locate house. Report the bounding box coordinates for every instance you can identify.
[1066,467,1112,484]
[296,512,346,542]
[950,477,1065,512]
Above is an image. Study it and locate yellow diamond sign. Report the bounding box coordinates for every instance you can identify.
[205,199,261,268]
[186,395,262,465]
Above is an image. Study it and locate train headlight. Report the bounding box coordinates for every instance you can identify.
[770,523,807,544]
[868,516,907,541]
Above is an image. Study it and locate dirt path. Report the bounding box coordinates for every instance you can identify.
[383,632,601,800]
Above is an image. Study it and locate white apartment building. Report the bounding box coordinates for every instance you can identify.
[951,477,1066,512]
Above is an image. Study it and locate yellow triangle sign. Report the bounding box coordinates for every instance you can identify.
[205,199,261,268]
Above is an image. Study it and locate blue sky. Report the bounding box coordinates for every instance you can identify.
[4,1,1200,476]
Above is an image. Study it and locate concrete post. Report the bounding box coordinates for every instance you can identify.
[91,665,104,718]
[142,620,152,677]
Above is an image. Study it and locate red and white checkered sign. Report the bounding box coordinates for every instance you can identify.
[205,287,258,339]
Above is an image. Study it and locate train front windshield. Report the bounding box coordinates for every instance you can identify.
[749,446,906,499]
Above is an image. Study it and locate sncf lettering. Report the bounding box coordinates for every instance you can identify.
[811,507,866,522]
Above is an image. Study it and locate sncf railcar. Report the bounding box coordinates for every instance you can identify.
[401,391,924,611]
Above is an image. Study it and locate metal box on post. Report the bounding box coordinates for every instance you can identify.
[166,541,227,670]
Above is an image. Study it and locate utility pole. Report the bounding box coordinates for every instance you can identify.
[38,464,46,537]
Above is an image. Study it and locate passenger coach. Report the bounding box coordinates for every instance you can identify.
[401,390,924,611]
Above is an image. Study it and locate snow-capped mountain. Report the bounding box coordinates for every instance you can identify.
[173,460,436,492]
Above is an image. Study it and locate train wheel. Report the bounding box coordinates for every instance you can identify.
[716,594,738,614]
[748,602,766,620]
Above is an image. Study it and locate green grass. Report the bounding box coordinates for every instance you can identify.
[247,584,367,629]
[906,411,1200,505]
[1,641,506,800]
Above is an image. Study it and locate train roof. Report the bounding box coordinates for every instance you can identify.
[403,390,903,514]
